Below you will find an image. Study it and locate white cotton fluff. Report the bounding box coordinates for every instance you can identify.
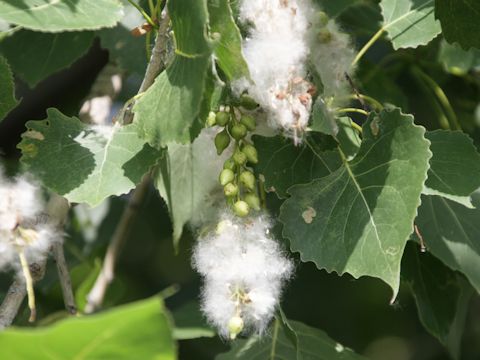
[309,18,357,102]
[0,170,60,272]
[235,0,358,139]
[234,0,316,142]
[192,211,293,338]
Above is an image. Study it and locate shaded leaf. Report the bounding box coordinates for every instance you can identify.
[18,108,161,207]
[0,297,176,359]
[171,301,215,340]
[280,108,431,299]
[208,0,249,81]
[423,130,480,207]
[216,318,366,360]
[155,128,225,248]
[0,30,94,87]
[0,54,17,121]
[416,194,480,294]
[435,0,480,50]
[310,98,338,136]
[403,242,474,359]
[438,40,480,75]
[133,0,212,148]
[253,135,342,199]
[0,0,124,32]
[380,0,441,49]
[336,117,361,159]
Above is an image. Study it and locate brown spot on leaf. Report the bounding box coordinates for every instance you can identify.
[24,130,45,141]
[302,206,316,224]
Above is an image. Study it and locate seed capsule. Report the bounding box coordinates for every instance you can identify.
[219,169,235,186]
[316,11,329,27]
[223,158,236,171]
[228,316,244,340]
[224,183,239,197]
[233,200,250,217]
[240,115,256,131]
[244,193,261,211]
[233,150,247,165]
[216,111,230,126]
[239,94,259,110]
[215,129,230,155]
[206,111,216,127]
[239,171,255,190]
[317,28,332,43]
[231,123,248,140]
[242,144,258,164]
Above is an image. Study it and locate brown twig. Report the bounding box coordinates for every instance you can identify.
[345,72,369,112]
[52,243,77,315]
[414,224,426,253]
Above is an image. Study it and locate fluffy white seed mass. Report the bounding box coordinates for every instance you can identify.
[192,212,293,339]
[0,170,60,272]
[235,0,357,140]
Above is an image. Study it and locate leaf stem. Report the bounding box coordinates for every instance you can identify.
[340,94,384,110]
[411,66,461,130]
[353,28,385,66]
[336,108,369,116]
[126,0,157,28]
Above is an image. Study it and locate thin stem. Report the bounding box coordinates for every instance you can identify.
[340,94,383,111]
[336,108,369,116]
[52,243,77,315]
[126,0,157,28]
[148,0,155,16]
[412,66,461,130]
[349,120,363,134]
[85,175,151,313]
[353,28,385,66]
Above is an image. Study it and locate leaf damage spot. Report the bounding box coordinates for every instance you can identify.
[24,130,45,141]
[370,117,380,137]
[302,206,316,224]
[19,143,38,158]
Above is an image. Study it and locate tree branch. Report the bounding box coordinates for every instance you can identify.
[52,243,77,315]
[85,11,170,314]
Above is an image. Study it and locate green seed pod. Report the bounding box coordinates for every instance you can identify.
[224,183,239,197]
[215,129,230,155]
[233,150,247,165]
[316,11,329,27]
[231,123,248,140]
[206,111,216,127]
[228,316,244,340]
[233,200,250,217]
[239,170,255,190]
[244,193,261,211]
[223,158,236,171]
[240,114,256,131]
[242,144,258,164]
[219,169,235,186]
[239,94,259,110]
[216,111,230,126]
[317,28,332,43]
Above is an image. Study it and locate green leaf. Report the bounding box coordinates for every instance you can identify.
[0,297,176,359]
[438,40,480,75]
[208,0,249,81]
[253,135,342,199]
[423,130,480,207]
[416,194,480,294]
[0,0,124,32]
[336,117,362,159]
[155,129,224,248]
[380,0,441,49]
[0,54,17,121]
[310,98,338,136]
[216,318,366,360]
[435,0,480,50]
[18,108,161,207]
[0,30,94,87]
[402,242,474,359]
[99,0,147,76]
[280,108,431,299]
[171,301,215,340]
[133,0,212,148]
